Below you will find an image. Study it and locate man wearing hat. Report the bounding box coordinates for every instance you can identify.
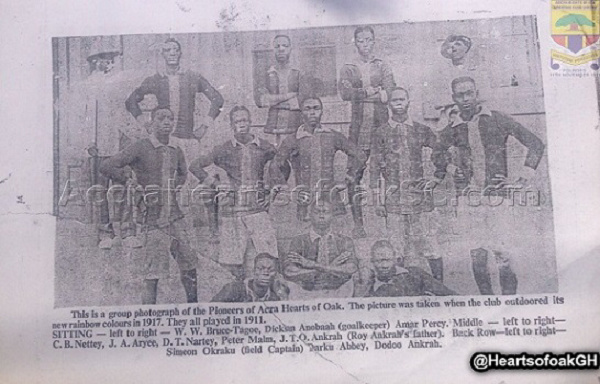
[423,34,485,128]
[440,34,473,68]
[69,37,144,249]
[87,48,120,77]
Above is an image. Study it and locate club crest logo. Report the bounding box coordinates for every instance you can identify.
[551,0,600,69]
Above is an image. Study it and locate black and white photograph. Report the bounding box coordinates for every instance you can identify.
[4,0,600,382]
[53,16,558,307]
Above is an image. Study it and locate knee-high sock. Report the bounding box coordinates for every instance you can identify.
[142,279,158,305]
[348,183,364,227]
[180,269,198,303]
[498,266,518,295]
[428,258,444,282]
[492,251,518,295]
[348,152,367,228]
[471,248,493,295]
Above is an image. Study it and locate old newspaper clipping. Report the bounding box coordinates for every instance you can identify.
[1,0,599,383]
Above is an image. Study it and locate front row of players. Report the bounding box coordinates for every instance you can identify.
[212,201,457,303]
[100,75,544,303]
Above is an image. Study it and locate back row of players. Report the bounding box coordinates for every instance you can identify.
[87,26,544,303]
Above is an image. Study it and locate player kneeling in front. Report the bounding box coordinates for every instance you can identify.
[211,253,290,302]
[282,199,359,299]
[354,240,456,297]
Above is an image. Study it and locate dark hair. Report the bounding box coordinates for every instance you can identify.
[388,86,410,101]
[370,240,396,259]
[229,105,251,124]
[163,37,182,51]
[151,106,174,121]
[273,34,291,45]
[300,96,323,109]
[254,253,279,270]
[451,76,477,93]
[354,25,375,40]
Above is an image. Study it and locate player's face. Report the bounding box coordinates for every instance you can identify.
[448,40,469,61]
[301,99,323,127]
[355,30,375,58]
[310,203,333,230]
[231,110,251,135]
[389,89,410,116]
[274,36,291,64]
[96,58,114,74]
[162,42,181,66]
[254,258,277,288]
[452,81,479,115]
[372,247,397,280]
[152,109,175,136]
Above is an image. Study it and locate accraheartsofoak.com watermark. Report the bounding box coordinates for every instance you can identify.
[58,178,545,209]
